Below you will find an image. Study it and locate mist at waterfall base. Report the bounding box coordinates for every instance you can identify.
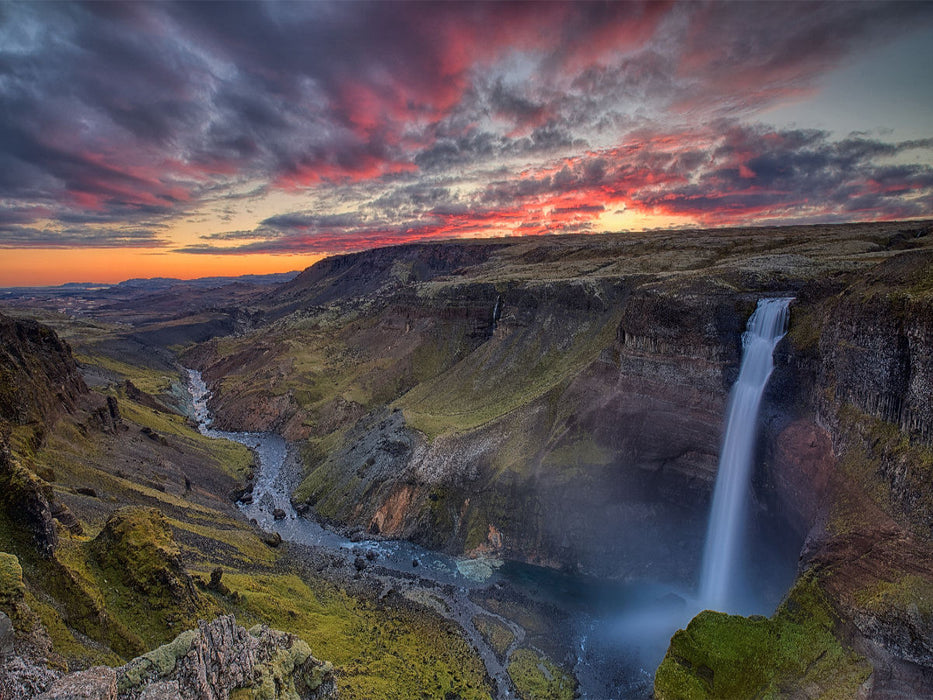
[572,298,798,697]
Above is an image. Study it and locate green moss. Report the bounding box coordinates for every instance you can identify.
[855,573,933,625]
[400,310,621,439]
[785,303,823,352]
[118,628,198,692]
[224,571,492,700]
[89,507,220,650]
[473,615,515,660]
[238,630,334,700]
[0,551,25,610]
[24,589,121,666]
[27,547,145,659]
[654,575,871,699]
[831,404,933,536]
[169,518,277,568]
[507,648,575,700]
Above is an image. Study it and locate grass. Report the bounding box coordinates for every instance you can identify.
[399,310,621,439]
[507,648,575,700]
[117,398,254,480]
[75,353,175,395]
[854,573,933,625]
[473,614,515,660]
[221,571,493,700]
[2,388,493,697]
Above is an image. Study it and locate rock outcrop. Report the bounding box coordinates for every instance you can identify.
[16,615,337,700]
[0,441,59,558]
[116,615,337,700]
[0,313,87,432]
[93,507,199,604]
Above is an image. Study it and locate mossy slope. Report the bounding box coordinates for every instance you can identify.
[655,576,871,699]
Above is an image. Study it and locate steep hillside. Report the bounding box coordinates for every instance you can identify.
[0,314,492,698]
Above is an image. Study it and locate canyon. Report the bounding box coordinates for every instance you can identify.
[2,219,933,698]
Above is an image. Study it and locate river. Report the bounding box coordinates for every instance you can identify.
[184,368,793,699]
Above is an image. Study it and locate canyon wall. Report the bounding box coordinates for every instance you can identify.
[189,222,933,587]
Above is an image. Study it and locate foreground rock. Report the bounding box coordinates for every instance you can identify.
[36,615,337,700]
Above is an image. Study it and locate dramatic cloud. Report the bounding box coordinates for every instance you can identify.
[0,0,931,265]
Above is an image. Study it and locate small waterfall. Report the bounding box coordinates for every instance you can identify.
[699,297,792,611]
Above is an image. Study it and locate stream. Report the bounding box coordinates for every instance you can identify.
[184,369,791,699]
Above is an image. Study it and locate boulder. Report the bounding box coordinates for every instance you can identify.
[0,611,13,657]
[260,531,283,548]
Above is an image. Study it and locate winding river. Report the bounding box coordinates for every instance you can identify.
[185,369,792,699]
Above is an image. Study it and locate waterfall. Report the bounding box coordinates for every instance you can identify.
[698,297,792,611]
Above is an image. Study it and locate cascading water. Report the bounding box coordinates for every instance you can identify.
[698,297,792,611]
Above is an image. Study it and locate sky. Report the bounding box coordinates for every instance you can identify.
[1,1,932,286]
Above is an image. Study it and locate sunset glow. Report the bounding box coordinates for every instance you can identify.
[1,1,932,285]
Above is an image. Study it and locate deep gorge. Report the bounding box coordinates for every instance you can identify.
[2,220,933,698]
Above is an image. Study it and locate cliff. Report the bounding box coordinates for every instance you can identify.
[185,220,933,694]
[188,222,927,576]
[0,312,87,434]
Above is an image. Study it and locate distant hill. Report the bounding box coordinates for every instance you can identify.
[0,271,300,296]
[112,271,301,291]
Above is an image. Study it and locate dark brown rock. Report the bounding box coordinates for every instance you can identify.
[0,611,13,658]
[50,500,83,535]
[0,313,87,430]
[0,442,58,557]
[260,531,282,547]
[206,567,230,596]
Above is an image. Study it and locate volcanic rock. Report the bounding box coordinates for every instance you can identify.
[116,615,337,700]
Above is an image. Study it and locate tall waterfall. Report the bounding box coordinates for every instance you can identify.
[699,297,792,611]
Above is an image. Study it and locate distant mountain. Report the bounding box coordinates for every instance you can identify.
[0,271,300,296]
[111,271,301,290]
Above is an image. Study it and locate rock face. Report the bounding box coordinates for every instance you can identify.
[0,441,59,558]
[0,312,87,430]
[18,615,337,700]
[0,551,60,700]
[38,666,118,700]
[278,277,744,579]
[190,222,933,583]
[188,222,933,690]
[116,615,337,700]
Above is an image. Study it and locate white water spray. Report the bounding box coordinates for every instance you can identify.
[699,298,792,611]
